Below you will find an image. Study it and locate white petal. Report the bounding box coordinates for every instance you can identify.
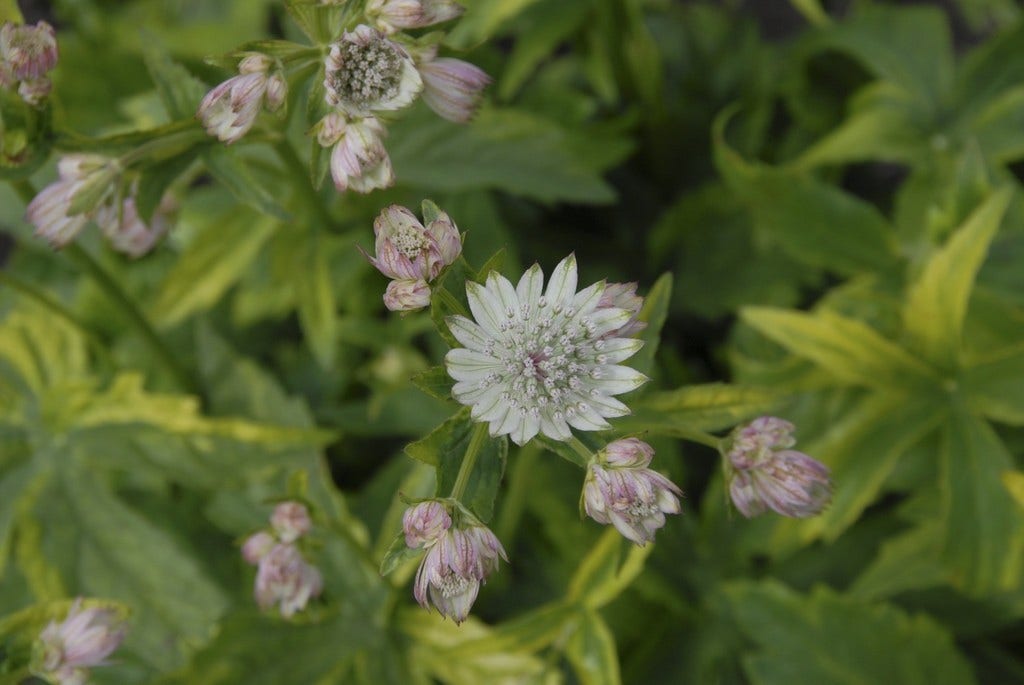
[486,271,519,317]
[493,406,521,437]
[516,263,544,309]
[471,388,505,420]
[571,281,605,316]
[446,315,492,352]
[511,413,540,445]
[540,411,572,441]
[579,391,631,418]
[453,380,499,404]
[596,338,644,364]
[479,396,511,422]
[466,280,505,337]
[588,307,631,337]
[446,349,501,381]
[567,409,610,432]
[587,365,648,395]
[545,254,578,309]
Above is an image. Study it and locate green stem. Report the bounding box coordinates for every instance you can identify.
[11,179,35,204]
[677,428,723,451]
[119,125,206,166]
[450,422,489,501]
[273,138,334,230]
[567,435,595,464]
[436,284,470,318]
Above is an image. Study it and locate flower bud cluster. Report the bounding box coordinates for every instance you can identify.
[722,416,832,518]
[197,52,287,144]
[360,203,462,312]
[32,599,126,685]
[241,501,323,618]
[315,4,489,193]
[583,438,682,545]
[0,20,58,106]
[26,155,175,256]
[402,501,507,624]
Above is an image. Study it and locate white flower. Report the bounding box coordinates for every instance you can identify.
[34,599,126,685]
[323,25,422,117]
[445,255,648,446]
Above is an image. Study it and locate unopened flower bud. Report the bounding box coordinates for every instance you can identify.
[93,193,175,258]
[418,57,490,123]
[598,282,646,338]
[253,543,323,618]
[324,25,422,117]
[265,72,287,112]
[402,501,451,548]
[413,524,506,623]
[33,599,126,685]
[367,0,464,33]
[583,440,682,546]
[316,114,395,194]
[1,21,58,81]
[238,52,273,75]
[26,155,118,249]
[723,417,831,518]
[270,501,312,543]
[384,278,431,312]
[197,54,283,144]
[241,531,276,564]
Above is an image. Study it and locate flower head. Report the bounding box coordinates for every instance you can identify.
[197,53,285,144]
[363,204,462,282]
[413,523,506,623]
[403,500,452,548]
[1,21,58,81]
[367,0,464,33]
[324,25,422,116]
[418,57,490,123]
[445,255,648,445]
[270,501,313,543]
[583,438,682,545]
[93,193,175,258]
[34,599,126,685]
[254,543,323,618]
[26,155,118,249]
[723,417,832,518]
[316,113,394,193]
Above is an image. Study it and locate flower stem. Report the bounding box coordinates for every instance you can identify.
[435,284,470,319]
[677,428,723,451]
[450,422,489,501]
[567,436,594,464]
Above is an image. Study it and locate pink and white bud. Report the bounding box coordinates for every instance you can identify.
[26,155,117,249]
[34,599,126,685]
[324,25,422,117]
[361,204,462,284]
[0,21,58,81]
[367,0,464,33]
[197,54,284,144]
[584,440,682,546]
[723,417,831,518]
[270,501,312,543]
[93,193,175,258]
[317,114,395,194]
[253,543,323,618]
[413,524,506,623]
[402,501,451,549]
[383,278,431,312]
[427,211,462,267]
[418,57,490,123]
[241,531,276,564]
[17,76,51,106]
[597,282,646,338]
[265,72,287,112]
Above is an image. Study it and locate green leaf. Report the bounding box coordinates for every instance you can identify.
[788,0,829,26]
[726,581,978,685]
[954,20,1024,118]
[404,409,507,522]
[445,0,544,48]
[378,531,422,578]
[499,0,592,98]
[135,151,195,225]
[295,238,337,369]
[565,609,621,685]
[620,383,784,435]
[851,525,948,600]
[202,146,291,219]
[284,0,343,44]
[963,343,1024,425]
[568,528,652,610]
[629,273,671,378]
[152,211,277,327]
[903,187,1012,369]
[0,0,23,22]
[713,111,901,276]
[411,365,455,403]
[141,40,208,120]
[741,307,938,389]
[940,410,1024,594]
[440,601,577,658]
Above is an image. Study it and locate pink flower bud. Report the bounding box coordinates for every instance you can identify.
[723,417,831,518]
[418,57,490,123]
[254,543,323,618]
[241,531,276,564]
[270,501,312,543]
[265,72,287,112]
[584,440,682,546]
[427,212,462,267]
[402,501,451,548]
[367,0,464,33]
[597,282,646,338]
[321,115,395,193]
[93,193,175,258]
[413,524,506,623]
[197,53,284,145]
[34,599,125,685]
[361,204,462,283]
[324,25,422,117]
[0,21,58,81]
[238,52,273,75]
[26,155,117,249]
[383,278,431,312]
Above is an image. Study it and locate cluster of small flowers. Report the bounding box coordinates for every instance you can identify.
[241,502,323,618]
[0,20,58,106]
[361,203,462,311]
[196,53,286,144]
[723,416,832,518]
[25,154,176,256]
[583,438,682,545]
[402,501,506,623]
[32,599,126,685]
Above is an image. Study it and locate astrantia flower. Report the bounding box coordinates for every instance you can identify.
[270,501,313,543]
[363,204,462,282]
[418,56,490,123]
[583,438,682,545]
[26,155,118,248]
[445,255,647,445]
[197,53,286,144]
[315,113,394,193]
[33,599,126,685]
[403,500,452,548]
[413,523,506,623]
[367,0,464,33]
[253,543,323,618]
[324,25,422,116]
[599,282,646,338]
[723,417,832,518]
[93,193,175,258]
[0,21,58,81]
